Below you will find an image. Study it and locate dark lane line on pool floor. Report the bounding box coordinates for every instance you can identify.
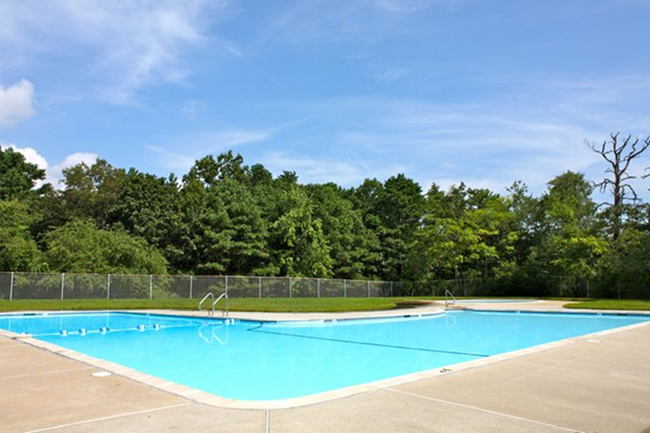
[247,326,490,358]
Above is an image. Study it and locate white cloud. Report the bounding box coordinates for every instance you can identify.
[1,143,48,172]
[48,152,99,188]
[0,143,98,189]
[0,79,35,127]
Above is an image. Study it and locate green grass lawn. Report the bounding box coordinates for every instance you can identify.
[564,299,650,311]
[0,297,432,313]
[3,297,648,314]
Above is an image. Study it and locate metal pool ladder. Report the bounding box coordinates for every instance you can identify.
[199,292,229,317]
[444,290,456,308]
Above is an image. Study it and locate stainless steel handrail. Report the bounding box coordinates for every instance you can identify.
[444,289,456,307]
[212,292,229,317]
[199,292,229,316]
[198,292,214,314]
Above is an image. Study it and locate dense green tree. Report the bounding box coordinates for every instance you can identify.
[268,187,333,277]
[1,146,648,300]
[44,220,167,274]
[191,179,269,275]
[0,147,47,200]
[530,172,606,293]
[0,200,44,271]
[354,175,424,281]
[107,169,190,271]
[250,163,273,186]
[183,151,250,188]
[306,183,380,279]
[414,183,515,282]
[60,159,126,226]
[597,227,650,299]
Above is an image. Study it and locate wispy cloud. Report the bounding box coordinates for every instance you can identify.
[374,0,440,13]
[261,151,408,186]
[261,75,650,195]
[375,68,409,83]
[148,128,274,173]
[182,99,202,120]
[147,146,198,172]
[0,0,229,105]
[0,79,35,127]
[255,0,441,46]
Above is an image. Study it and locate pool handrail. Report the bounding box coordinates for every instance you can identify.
[199,292,214,314]
[444,290,456,307]
[212,292,229,317]
[199,291,229,316]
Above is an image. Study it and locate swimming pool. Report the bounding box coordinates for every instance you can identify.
[1,311,648,401]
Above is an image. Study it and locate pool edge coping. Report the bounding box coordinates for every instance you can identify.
[1,308,649,410]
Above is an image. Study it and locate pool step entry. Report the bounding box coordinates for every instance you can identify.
[199,291,230,317]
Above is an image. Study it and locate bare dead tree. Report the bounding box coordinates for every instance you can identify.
[588,132,650,239]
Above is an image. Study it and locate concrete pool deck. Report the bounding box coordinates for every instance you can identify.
[1,301,649,432]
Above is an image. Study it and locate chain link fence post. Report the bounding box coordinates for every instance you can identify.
[107,274,111,299]
[189,275,193,299]
[60,273,65,300]
[9,271,14,300]
[259,277,262,298]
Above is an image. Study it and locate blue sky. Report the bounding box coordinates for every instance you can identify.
[1,0,649,198]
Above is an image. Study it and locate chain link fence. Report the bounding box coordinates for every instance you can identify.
[0,272,403,300]
[1,272,644,300]
[402,276,647,299]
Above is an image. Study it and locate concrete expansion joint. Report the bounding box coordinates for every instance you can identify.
[21,402,193,433]
[384,388,588,433]
[265,409,271,433]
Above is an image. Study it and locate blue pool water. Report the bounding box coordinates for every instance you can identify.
[1,311,648,401]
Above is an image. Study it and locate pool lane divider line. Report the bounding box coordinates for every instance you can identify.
[22,402,193,433]
[247,326,490,358]
[385,388,587,433]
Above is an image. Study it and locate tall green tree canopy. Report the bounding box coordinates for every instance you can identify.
[0,147,47,200]
[0,138,647,299]
[44,220,167,275]
[0,200,44,271]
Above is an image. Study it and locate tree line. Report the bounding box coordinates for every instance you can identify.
[1,133,649,298]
